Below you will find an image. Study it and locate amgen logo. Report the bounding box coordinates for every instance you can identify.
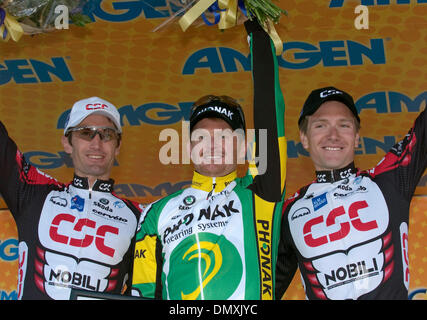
[0,57,73,85]
[182,39,386,73]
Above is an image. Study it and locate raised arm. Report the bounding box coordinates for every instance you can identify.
[244,19,287,202]
[0,121,62,217]
[0,121,19,211]
[369,108,427,201]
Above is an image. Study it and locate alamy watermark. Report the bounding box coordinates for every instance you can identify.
[54,5,70,30]
[158,122,268,175]
[354,5,369,30]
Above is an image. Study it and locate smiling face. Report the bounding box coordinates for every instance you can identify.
[190,118,245,177]
[299,100,360,171]
[62,114,121,186]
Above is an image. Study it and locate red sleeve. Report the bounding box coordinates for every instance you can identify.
[368,109,427,200]
[0,121,63,216]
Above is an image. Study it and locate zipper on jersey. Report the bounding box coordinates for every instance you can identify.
[200,176,216,298]
[195,232,205,300]
[76,187,91,262]
[206,178,216,200]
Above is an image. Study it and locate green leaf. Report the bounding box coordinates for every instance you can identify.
[244,0,287,25]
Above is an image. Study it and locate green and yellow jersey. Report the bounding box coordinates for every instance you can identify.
[132,20,286,300]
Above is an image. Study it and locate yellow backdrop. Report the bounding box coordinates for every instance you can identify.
[0,0,426,299]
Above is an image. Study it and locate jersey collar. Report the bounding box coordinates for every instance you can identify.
[72,174,114,193]
[191,170,237,193]
[315,162,358,183]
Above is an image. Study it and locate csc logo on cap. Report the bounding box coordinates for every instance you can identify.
[320,89,343,98]
[86,103,108,110]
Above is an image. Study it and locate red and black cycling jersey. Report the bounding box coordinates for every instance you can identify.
[276,109,426,300]
[0,121,142,300]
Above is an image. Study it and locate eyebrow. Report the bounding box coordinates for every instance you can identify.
[311,118,354,123]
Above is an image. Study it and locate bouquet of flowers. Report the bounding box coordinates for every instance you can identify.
[240,0,286,25]
[154,0,287,54]
[0,0,91,42]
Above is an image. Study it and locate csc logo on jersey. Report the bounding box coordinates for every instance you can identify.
[303,201,378,247]
[49,213,119,257]
[167,233,243,299]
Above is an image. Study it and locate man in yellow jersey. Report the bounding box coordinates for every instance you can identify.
[132,20,287,300]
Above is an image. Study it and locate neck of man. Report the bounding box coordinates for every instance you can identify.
[315,162,358,183]
[191,170,237,193]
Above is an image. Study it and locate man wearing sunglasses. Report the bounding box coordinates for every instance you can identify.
[62,98,123,187]
[0,97,142,299]
[131,20,287,300]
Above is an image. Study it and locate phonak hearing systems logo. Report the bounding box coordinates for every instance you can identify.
[167,232,243,300]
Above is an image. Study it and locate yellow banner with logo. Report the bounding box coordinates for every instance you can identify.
[0,0,426,299]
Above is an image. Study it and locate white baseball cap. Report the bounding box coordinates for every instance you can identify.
[64,97,122,134]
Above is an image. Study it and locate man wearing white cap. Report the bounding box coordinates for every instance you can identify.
[62,97,123,187]
[0,97,142,299]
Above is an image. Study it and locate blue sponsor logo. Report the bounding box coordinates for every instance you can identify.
[330,0,426,8]
[183,47,250,74]
[71,195,85,212]
[278,39,385,70]
[23,151,119,170]
[22,135,401,169]
[182,39,385,73]
[357,91,427,114]
[0,57,73,85]
[29,90,427,168]
[56,91,425,130]
[291,135,397,158]
[408,288,427,300]
[288,136,397,159]
[83,0,181,22]
[0,238,18,261]
[113,200,125,208]
[0,290,17,300]
[312,193,328,211]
